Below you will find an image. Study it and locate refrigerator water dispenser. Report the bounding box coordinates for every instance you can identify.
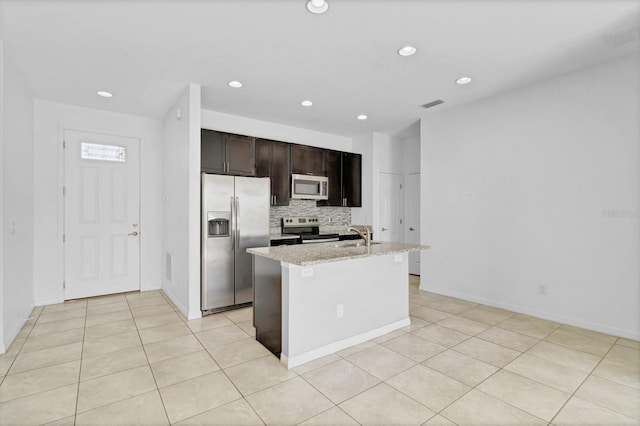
[207,211,230,237]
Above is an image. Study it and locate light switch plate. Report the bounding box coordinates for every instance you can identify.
[394,254,403,263]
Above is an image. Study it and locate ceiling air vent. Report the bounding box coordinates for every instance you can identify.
[603,25,640,49]
[421,99,445,109]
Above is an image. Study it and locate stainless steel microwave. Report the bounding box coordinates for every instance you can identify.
[291,174,329,200]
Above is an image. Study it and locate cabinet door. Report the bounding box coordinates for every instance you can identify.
[270,141,290,206]
[318,150,342,206]
[201,129,226,173]
[226,133,256,176]
[255,139,290,206]
[255,139,271,178]
[342,152,362,207]
[290,145,324,176]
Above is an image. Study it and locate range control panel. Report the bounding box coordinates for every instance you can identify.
[282,216,320,228]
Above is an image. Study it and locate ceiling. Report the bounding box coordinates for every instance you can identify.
[1,0,639,137]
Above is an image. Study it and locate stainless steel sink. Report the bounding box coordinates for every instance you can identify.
[336,241,382,248]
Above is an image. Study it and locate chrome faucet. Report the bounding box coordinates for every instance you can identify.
[347,226,371,248]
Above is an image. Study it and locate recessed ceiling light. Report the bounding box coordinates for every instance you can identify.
[306,0,329,14]
[97,91,112,98]
[455,76,472,85]
[357,114,368,120]
[301,100,313,107]
[228,80,243,88]
[398,46,417,57]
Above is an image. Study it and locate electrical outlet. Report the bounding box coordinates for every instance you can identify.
[394,254,403,263]
[337,304,344,318]
[301,267,314,278]
[538,284,547,295]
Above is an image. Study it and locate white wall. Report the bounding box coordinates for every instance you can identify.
[162,84,201,320]
[420,54,640,339]
[33,100,164,305]
[1,41,35,352]
[201,109,352,152]
[402,130,421,175]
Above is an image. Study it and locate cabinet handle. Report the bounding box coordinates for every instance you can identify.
[274,195,277,205]
[381,227,388,231]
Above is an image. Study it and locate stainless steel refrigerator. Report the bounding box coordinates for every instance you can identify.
[201,173,270,313]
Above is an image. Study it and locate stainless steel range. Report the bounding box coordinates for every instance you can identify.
[281,216,340,243]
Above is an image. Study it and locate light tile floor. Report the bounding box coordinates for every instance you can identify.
[1,276,639,425]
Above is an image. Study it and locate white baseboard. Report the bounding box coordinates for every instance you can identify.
[1,303,35,355]
[281,318,411,369]
[421,285,640,341]
[160,286,189,319]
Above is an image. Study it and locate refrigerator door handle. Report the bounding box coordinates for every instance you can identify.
[230,196,235,251]
[235,196,240,250]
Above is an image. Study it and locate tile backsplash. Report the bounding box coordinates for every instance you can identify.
[270,199,351,230]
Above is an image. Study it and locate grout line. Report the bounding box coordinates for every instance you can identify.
[124,292,172,425]
[546,342,626,424]
[72,300,88,425]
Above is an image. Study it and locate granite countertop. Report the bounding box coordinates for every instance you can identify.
[248,240,429,266]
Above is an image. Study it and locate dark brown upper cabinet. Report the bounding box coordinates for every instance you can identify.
[318,151,362,207]
[201,129,255,176]
[342,152,362,207]
[317,150,342,207]
[201,129,226,173]
[256,138,290,206]
[290,144,325,176]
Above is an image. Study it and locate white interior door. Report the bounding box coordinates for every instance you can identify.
[405,173,421,275]
[64,129,140,299]
[379,172,403,243]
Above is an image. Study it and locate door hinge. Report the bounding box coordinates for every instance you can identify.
[62,186,66,196]
[63,140,66,149]
[400,184,403,189]
[62,233,66,243]
[63,281,66,289]
[400,219,403,224]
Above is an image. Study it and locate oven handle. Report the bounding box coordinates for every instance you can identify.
[301,237,340,244]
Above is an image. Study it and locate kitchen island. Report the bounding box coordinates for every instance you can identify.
[248,240,429,368]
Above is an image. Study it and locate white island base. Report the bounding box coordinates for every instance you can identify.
[252,250,411,369]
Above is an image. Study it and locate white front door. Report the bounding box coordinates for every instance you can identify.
[405,173,420,275]
[64,129,140,300]
[379,172,403,243]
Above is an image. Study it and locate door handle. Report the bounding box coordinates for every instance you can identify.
[235,196,240,250]
[128,231,139,236]
[230,196,235,251]
[381,227,388,231]
[409,227,415,231]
